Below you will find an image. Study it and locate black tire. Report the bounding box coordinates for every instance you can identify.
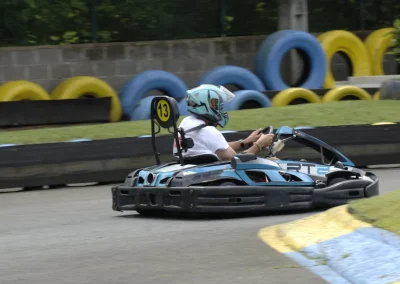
[219,181,237,186]
[136,209,165,216]
[328,177,347,186]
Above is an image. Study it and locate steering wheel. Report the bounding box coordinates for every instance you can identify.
[261,126,279,157]
[262,125,273,134]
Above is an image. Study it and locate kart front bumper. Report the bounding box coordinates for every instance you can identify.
[111,172,379,214]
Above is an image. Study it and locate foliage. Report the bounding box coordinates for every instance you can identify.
[0,0,399,47]
[388,19,400,62]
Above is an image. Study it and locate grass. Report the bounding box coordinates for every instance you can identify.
[0,100,399,145]
[349,189,400,235]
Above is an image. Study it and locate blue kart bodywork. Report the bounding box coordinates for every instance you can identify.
[112,122,379,215]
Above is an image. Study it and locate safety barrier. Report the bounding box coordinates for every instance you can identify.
[0,98,111,127]
[255,30,327,90]
[0,123,399,190]
[51,76,122,122]
[0,77,123,126]
[0,81,51,101]
[0,27,396,125]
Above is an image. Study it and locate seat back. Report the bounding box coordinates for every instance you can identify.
[183,154,219,165]
[150,96,194,166]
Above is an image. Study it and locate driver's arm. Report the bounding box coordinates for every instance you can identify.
[228,140,249,152]
[217,138,277,161]
[217,142,263,161]
[216,147,237,161]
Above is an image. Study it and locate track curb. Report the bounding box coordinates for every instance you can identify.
[258,205,400,284]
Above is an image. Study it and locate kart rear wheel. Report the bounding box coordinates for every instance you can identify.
[136,209,165,217]
[219,182,236,186]
[328,177,347,186]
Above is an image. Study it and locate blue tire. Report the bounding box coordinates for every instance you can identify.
[224,90,272,111]
[256,30,327,90]
[380,79,400,100]
[130,96,158,121]
[197,65,265,91]
[178,98,189,116]
[119,70,188,119]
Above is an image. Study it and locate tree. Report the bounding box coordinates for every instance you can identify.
[388,19,400,62]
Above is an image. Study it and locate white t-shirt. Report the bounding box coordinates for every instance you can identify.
[173,116,229,159]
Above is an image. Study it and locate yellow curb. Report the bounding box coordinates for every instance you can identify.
[257,225,294,253]
[325,205,372,231]
[258,205,371,253]
[372,122,396,125]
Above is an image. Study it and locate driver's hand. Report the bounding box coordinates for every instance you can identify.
[244,128,263,144]
[256,133,274,148]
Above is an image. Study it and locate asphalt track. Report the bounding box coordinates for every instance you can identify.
[0,168,398,284]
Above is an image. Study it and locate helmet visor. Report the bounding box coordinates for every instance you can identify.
[218,86,235,103]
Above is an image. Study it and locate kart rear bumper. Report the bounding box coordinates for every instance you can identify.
[111,172,379,214]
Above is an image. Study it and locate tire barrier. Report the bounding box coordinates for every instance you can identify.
[271,88,321,107]
[364,28,395,75]
[197,65,265,91]
[0,27,398,126]
[318,30,372,89]
[178,98,190,116]
[372,122,396,125]
[0,81,51,101]
[129,96,158,121]
[380,79,400,100]
[118,70,188,120]
[255,29,327,91]
[224,90,272,111]
[51,76,122,122]
[177,90,273,113]
[322,85,372,102]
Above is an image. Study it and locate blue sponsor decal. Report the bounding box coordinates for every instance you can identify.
[316,165,330,175]
[286,163,330,175]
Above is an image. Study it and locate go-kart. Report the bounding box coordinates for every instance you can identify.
[111,96,379,216]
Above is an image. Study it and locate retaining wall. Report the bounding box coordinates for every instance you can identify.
[0,31,397,93]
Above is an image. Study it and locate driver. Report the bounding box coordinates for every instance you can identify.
[173,84,275,161]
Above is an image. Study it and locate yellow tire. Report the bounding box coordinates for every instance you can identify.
[51,76,122,122]
[0,80,51,101]
[322,86,372,102]
[272,88,321,107]
[317,30,372,88]
[364,28,395,75]
[373,91,380,100]
[372,122,396,125]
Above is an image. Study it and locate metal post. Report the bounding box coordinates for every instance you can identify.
[91,0,98,43]
[220,0,226,36]
[359,0,365,30]
[278,0,308,85]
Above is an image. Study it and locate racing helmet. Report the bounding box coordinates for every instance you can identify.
[185,84,235,128]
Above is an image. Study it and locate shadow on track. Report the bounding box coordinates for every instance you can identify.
[114,207,327,221]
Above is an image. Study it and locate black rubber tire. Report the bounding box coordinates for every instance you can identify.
[328,177,347,186]
[136,209,165,216]
[218,181,239,186]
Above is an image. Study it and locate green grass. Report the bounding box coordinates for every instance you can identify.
[349,190,400,235]
[0,100,399,145]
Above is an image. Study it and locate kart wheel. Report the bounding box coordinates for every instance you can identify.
[218,181,238,186]
[136,209,165,216]
[328,177,347,186]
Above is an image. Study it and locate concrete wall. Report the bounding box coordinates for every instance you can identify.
[0,31,397,93]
